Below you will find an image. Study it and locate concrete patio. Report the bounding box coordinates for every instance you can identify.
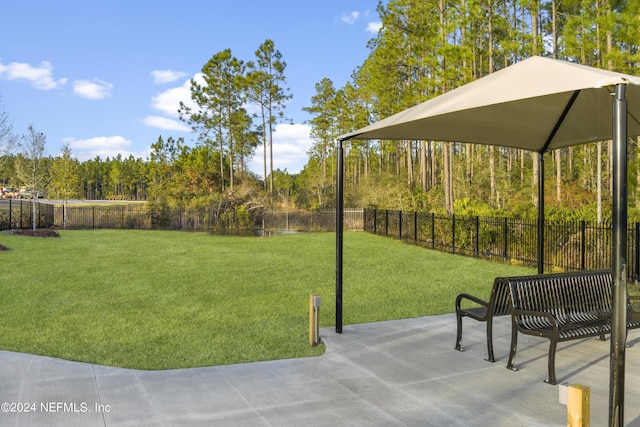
[1,313,639,426]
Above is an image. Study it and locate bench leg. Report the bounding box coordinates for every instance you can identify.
[506,321,518,371]
[485,318,495,362]
[546,339,558,385]
[455,313,464,352]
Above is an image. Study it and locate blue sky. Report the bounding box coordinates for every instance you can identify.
[0,1,383,174]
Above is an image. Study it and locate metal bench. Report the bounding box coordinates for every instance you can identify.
[455,277,512,362]
[504,270,640,385]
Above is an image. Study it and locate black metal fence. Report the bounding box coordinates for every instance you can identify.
[364,208,640,280]
[261,209,363,232]
[5,199,639,278]
[0,200,364,233]
[0,200,54,230]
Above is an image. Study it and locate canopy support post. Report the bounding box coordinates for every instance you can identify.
[537,152,545,274]
[336,139,344,334]
[537,90,579,275]
[609,83,627,427]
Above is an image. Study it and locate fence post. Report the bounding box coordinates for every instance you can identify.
[373,208,377,234]
[503,217,508,260]
[8,198,12,228]
[414,211,418,245]
[475,216,480,258]
[635,222,640,283]
[581,221,587,271]
[363,209,367,232]
[431,212,435,249]
[452,214,456,254]
[385,210,389,237]
[398,210,402,240]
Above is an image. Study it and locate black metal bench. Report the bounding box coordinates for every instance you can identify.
[455,277,512,362]
[504,270,640,385]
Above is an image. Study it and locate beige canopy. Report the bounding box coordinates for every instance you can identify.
[335,56,640,426]
[339,56,640,151]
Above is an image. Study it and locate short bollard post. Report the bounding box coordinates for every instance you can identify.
[567,384,590,427]
[309,294,321,346]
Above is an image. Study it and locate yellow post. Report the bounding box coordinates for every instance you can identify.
[567,384,590,427]
[309,294,321,346]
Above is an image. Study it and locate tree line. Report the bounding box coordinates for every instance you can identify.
[3,2,640,225]
[0,40,300,216]
[303,0,640,223]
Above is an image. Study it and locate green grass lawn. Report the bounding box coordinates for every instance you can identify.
[0,229,534,369]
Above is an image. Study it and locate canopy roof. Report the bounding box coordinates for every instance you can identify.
[335,57,640,422]
[340,56,640,152]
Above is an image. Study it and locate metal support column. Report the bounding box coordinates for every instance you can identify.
[336,139,344,334]
[538,152,545,274]
[609,83,627,427]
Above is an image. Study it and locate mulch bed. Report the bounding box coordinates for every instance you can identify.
[0,229,60,250]
[14,229,60,238]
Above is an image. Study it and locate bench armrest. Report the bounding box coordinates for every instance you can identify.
[511,308,559,331]
[456,293,490,311]
[627,296,640,323]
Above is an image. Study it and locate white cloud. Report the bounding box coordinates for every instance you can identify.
[248,123,312,174]
[143,74,204,138]
[151,83,189,118]
[73,79,113,100]
[151,73,203,118]
[141,115,190,132]
[62,135,145,161]
[366,21,382,34]
[64,135,130,150]
[341,11,359,24]
[151,69,188,84]
[0,60,67,90]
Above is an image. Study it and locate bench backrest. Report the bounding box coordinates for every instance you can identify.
[504,270,612,325]
[490,277,513,316]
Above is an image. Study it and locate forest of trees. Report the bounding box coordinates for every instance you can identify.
[304,0,640,222]
[2,0,640,223]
